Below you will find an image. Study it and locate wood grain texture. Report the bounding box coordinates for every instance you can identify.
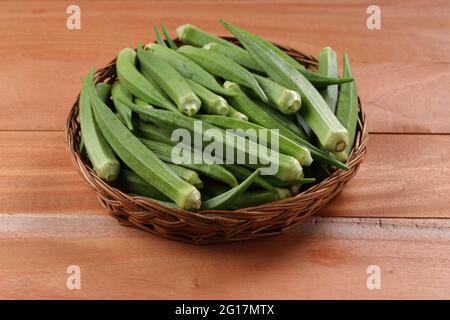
[1,0,449,300]
[0,214,448,299]
[1,131,449,218]
[321,133,450,218]
[0,0,449,132]
[0,131,103,214]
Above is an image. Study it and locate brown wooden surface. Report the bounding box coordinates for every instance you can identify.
[0,215,448,299]
[0,0,449,299]
[1,0,450,133]
[2,131,449,218]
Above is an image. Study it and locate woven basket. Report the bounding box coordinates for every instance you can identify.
[66,37,368,244]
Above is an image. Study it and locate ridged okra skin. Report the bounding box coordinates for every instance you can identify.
[201,169,261,210]
[111,81,134,130]
[196,114,313,166]
[231,188,291,209]
[176,24,237,49]
[82,75,201,210]
[318,47,339,113]
[178,23,353,86]
[203,42,262,72]
[116,48,178,112]
[144,43,235,97]
[332,53,359,162]
[136,45,201,116]
[139,138,238,188]
[186,78,229,115]
[177,45,268,103]
[227,104,248,121]
[222,82,347,170]
[221,21,349,153]
[79,83,120,182]
[129,107,303,182]
[253,74,302,115]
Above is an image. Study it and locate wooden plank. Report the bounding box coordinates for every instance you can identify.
[1,131,449,218]
[0,131,103,214]
[0,0,450,132]
[0,214,448,299]
[321,133,450,218]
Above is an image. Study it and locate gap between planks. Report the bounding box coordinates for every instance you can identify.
[0,214,449,241]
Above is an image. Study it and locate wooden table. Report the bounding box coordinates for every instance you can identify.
[1,0,449,299]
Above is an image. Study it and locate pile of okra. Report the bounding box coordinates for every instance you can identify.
[79,20,359,211]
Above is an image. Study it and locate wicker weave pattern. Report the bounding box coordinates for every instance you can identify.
[66,38,368,244]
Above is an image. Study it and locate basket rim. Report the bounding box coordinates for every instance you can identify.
[65,37,368,243]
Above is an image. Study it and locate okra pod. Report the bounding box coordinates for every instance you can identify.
[139,138,238,187]
[201,169,261,210]
[83,75,201,210]
[332,53,359,162]
[223,164,277,193]
[126,105,303,181]
[227,104,248,121]
[116,168,170,201]
[231,188,291,209]
[137,44,201,116]
[79,79,120,182]
[196,114,312,166]
[111,81,134,130]
[318,47,339,113]
[221,21,349,152]
[164,163,204,189]
[144,43,235,97]
[186,78,229,115]
[116,47,178,112]
[203,42,262,71]
[253,74,302,115]
[177,45,268,103]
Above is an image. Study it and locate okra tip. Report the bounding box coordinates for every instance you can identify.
[184,188,202,210]
[215,99,230,115]
[183,99,201,116]
[280,90,302,114]
[276,188,291,200]
[223,80,238,91]
[96,162,120,183]
[176,24,193,41]
[202,43,214,50]
[325,130,349,153]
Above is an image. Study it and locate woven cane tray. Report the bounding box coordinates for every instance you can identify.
[66,37,368,244]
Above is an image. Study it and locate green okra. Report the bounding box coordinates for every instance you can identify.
[203,42,262,71]
[186,78,229,115]
[111,81,133,130]
[227,104,248,121]
[231,188,291,209]
[253,73,302,115]
[196,114,312,166]
[116,47,178,112]
[318,47,339,113]
[79,78,120,182]
[137,44,201,116]
[201,169,261,210]
[331,53,359,162]
[144,43,235,97]
[221,21,349,153]
[83,74,201,210]
[139,138,238,187]
[177,45,268,103]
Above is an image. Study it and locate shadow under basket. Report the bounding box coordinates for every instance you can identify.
[66,37,368,244]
